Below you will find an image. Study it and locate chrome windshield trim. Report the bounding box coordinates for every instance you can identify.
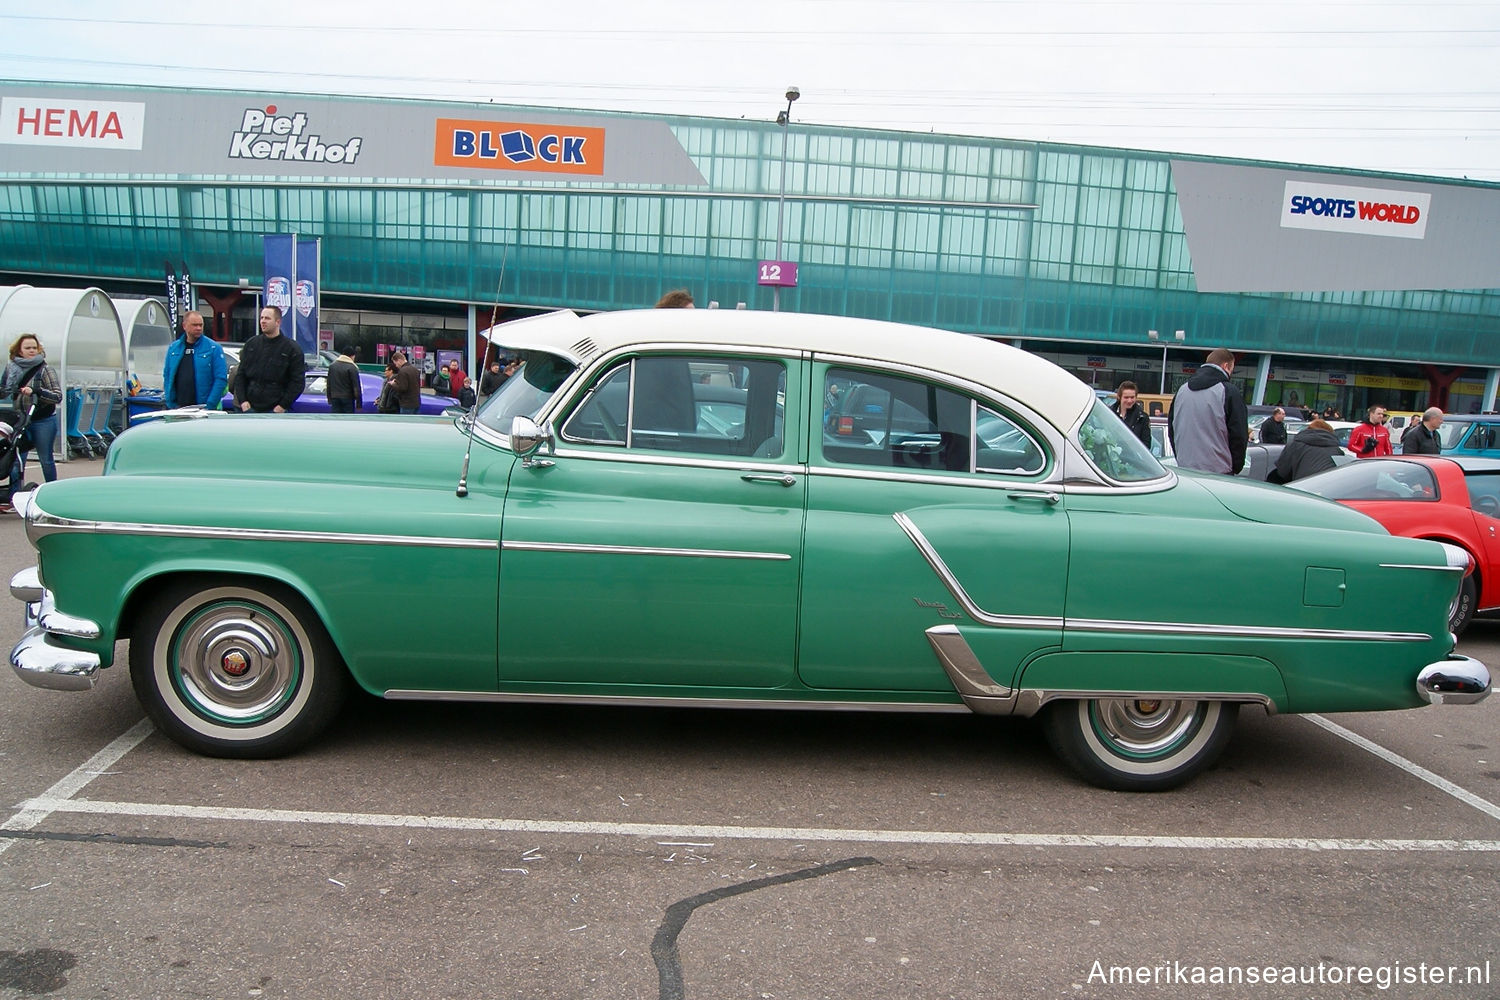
[896,513,1433,643]
[25,508,498,550]
[893,512,1064,629]
[502,540,790,561]
[383,690,969,713]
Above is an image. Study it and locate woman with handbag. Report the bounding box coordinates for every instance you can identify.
[1,333,62,514]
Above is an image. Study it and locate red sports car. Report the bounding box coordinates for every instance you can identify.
[1291,455,1500,634]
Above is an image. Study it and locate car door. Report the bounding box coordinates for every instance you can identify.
[496,351,806,689]
[798,361,1067,693]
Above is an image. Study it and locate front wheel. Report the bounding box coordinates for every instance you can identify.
[1042,698,1239,792]
[129,580,348,757]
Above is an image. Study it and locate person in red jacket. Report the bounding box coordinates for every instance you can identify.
[1347,404,1393,458]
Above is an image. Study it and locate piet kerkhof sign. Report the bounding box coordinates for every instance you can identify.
[228,105,363,164]
[1280,180,1431,240]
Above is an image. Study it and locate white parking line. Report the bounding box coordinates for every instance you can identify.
[18,797,1500,853]
[0,718,154,857]
[1306,714,1500,822]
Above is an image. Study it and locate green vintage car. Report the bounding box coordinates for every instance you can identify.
[9,309,1491,790]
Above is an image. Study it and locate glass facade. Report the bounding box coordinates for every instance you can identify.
[3,88,1499,398]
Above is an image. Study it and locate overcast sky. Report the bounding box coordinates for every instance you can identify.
[2,1,1498,181]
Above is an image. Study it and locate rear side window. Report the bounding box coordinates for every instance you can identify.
[1296,460,1437,500]
[820,367,1044,476]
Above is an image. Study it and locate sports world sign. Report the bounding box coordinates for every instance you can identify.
[1280,181,1431,240]
[433,118,606,175]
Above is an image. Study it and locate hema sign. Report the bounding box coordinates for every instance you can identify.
[1173,159,1500,292]
[0,96,145,150]
[0,81,705,186]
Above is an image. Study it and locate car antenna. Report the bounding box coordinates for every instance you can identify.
[457,243,508,498]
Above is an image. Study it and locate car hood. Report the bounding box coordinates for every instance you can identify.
[1174,468,1387,534]
[103,412,476,489]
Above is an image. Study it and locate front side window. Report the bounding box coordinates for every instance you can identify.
[1076,401,1166,483]
[561,355,785,458]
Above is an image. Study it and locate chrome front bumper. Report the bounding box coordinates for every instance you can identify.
[9,566,103,692]
[1416,655,1491,705]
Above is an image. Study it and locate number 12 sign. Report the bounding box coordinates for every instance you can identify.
[757,260,798,287]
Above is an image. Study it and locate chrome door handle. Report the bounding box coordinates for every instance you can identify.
[742,473,797,487]
[1007,490,1059,505]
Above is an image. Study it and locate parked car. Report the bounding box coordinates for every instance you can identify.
[1150,416,1295,483]
[9,309,1488,791]
[213,370,458,415]
[1289,455,1500,634]
[1434,414,1500,457]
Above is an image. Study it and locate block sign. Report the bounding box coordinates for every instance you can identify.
[757,260,798,287]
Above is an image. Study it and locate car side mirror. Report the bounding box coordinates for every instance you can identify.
[510,415,555,467]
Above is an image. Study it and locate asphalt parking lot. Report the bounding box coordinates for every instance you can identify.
[1,458,1498,998]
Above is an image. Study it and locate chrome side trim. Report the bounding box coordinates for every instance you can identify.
[25,508,499,550]
[10,626,101,692]
[1011,690,1278,719]
[1416,655,1491,705]
[893,511,1063,629]
[925,624,1016,715]
[382,690,970,713]
[10,566,43,604]
[1065,618,1432,643]
[501,540,790,561]
[1379,564,1465,572]
[547,447,799,475]
[896,512,1433,643]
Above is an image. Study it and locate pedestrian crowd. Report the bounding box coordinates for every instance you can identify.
[1115,348,1446,485]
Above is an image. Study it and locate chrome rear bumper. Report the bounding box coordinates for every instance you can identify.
[9,566,102,692]
[1416,655,1490,705]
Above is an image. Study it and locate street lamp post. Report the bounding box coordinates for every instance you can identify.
[773,85,799,312]
[1147,329,1186,394]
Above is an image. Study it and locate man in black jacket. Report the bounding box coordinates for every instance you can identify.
[1400,408,1444,455]
[325,343,363,413]
[232,306,306,413]
[1113,381,1151,447]
[1259,407,1289,444]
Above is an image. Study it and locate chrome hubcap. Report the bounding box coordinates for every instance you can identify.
[1091,699,1202,757]
[173,603,300,724]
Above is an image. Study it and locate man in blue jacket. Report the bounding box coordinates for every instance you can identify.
[163,311,228,409]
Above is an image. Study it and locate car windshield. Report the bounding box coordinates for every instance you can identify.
[1292,459,1436,500]
[475,352,577,434]
[1076,400,1165,482]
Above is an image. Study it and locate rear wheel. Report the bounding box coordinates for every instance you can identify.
[129,580,348,757]
[1043,697,1238,792]
[1450,574,1477,637]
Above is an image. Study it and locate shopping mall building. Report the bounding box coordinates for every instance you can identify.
[3,79,1500,413]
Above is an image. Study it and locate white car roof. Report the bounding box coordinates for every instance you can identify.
[494,309,1095,432]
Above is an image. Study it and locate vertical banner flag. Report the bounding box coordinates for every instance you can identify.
[262,233,295,340]
[163,260,180,335]
[178,260,193,320]
[294,237,320,354]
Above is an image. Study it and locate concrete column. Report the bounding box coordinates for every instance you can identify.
[1484,368,1500,414]
[1250,353,1272,405]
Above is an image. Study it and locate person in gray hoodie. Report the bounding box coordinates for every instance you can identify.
[1168,347,1247,475]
